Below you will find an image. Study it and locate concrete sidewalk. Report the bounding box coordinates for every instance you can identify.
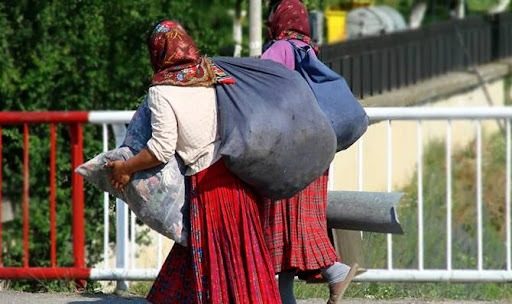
[0,292,508,304]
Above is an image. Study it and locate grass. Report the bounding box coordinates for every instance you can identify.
[505,75,512,106]
[129,280,512,301]
[467,0,502,12]
[346,283,512,301]
[295,281,512,300]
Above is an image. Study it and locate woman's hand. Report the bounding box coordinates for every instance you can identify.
[105,160,132,192]
[104,148,162,192]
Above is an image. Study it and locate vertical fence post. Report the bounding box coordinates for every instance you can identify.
[102,124,110,269]
[506,119,511,271]
[249,0,262,57]
[70,123,86,288]
[446,121,453,271]
[22,124,30,268]
[0,127,3,267]
[476,121,483,271]
[386,120,393,270]
[417,120,424,271]
[112,124,129,292]
[49,124,57,267]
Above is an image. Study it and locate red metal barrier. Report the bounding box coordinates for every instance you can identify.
[0,112,88,124]
[49,124,57,267]
[0,126,3,267]
[0,267,90,280]
[23,124,29,268]
[0,112,91,280]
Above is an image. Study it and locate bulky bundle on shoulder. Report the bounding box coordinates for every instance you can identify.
[77,57,337,242]
[214,57,336,199]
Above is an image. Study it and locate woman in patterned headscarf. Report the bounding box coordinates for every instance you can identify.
[260,1,359,304]
[108,20,280,303]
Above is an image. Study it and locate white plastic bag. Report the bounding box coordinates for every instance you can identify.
[76,144,189,246]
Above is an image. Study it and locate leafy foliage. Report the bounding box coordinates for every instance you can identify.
[467,0,504,12]
[0,0,235,291]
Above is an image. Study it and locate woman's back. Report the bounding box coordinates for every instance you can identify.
[146,85,219,175]
[261,39,316,70]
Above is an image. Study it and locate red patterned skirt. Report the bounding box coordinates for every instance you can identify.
[147,160,280,304]
[259,171,338,274]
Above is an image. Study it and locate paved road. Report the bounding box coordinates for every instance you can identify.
[0,292,509,304]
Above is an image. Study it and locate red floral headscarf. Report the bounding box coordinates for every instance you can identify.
[268,0,313,45]
[148,20,233,86]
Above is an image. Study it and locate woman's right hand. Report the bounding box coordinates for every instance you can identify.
[105,160,132,192]
[105,148,162,192]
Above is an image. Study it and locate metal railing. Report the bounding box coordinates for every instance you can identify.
[353,107,512,282]
[0,112,88,283]
[1,107,512,284]
[87,107,512,283]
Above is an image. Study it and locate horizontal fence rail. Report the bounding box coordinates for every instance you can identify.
[1,107,512,284]
[320,12,512,99]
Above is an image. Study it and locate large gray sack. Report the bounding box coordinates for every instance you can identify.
[214,57,336,199]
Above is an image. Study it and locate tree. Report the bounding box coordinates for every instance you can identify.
[0,0,235,291]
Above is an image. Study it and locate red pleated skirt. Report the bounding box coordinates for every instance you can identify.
[259,171,338,274]
[147,160,280,304]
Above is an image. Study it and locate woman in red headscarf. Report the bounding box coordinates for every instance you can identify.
[260,1,359,304]
[107,20,281,304]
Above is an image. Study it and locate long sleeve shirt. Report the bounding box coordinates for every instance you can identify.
[261,39,313,70]
[146,85,221,175]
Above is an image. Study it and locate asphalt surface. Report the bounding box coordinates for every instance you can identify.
[0,292,509,304]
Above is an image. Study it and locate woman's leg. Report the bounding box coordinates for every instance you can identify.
[278,271,297,304]
[322,262,359,304]
[321,261,350,284]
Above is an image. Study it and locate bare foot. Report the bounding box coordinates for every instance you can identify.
[327,263,359,304]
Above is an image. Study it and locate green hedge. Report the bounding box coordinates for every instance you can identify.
[0,0,234,291]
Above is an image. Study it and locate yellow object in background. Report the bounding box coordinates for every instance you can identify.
[325,9,347,44]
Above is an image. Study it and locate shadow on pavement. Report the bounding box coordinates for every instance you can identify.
[66,293,148,303]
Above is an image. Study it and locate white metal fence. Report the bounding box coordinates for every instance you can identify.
[86,107,512,284]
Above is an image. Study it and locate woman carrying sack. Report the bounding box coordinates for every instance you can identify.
[260,1,359,304]
[107,20,280,303]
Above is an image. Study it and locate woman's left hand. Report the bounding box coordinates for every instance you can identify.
[105,160,132,192]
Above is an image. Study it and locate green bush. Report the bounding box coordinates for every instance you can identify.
[0,0,235,291]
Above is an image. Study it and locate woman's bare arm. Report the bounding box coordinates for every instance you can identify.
[106,148,162,191]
